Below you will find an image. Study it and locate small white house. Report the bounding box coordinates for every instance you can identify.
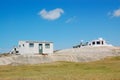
[87,38,112,46]
[73,38,112,48]
[11,41,53,55]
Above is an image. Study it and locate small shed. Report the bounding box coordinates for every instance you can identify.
[11,41,53,55]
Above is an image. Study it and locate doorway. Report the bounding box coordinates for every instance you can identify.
[39,44,43,54]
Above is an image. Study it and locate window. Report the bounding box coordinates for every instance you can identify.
[97,41,100,45]
[23,44,24,47]
[19,45,21,47]
[102,41,104,45]
[16,51,19,53]
[45,44,50,48]
[89,44,91,46]
[29,43,34,47]
[92,42,95,45]
[14,48,16,51]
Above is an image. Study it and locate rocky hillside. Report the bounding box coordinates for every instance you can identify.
[0,46,120,65]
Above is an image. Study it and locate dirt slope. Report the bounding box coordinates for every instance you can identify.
[0,46,120,65]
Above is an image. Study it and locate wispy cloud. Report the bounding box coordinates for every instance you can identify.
[65,16,76,23]
[108,8,120,17]
[38,8,64,20]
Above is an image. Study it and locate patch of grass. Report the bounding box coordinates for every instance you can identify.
[0,56,120,80]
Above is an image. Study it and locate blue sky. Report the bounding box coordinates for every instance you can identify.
[0,0,120,52]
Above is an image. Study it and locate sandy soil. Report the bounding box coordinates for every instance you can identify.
[0,46,120,65]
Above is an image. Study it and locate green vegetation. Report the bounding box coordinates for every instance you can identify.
[0,56,120,80]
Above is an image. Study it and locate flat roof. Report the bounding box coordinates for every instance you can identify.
[20,41,53,43]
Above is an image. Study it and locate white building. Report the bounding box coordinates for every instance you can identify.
[73,38,112,48]
[11,41,53,55]
[87,38,112,46]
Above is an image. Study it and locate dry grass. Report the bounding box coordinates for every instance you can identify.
[0,56,120,80]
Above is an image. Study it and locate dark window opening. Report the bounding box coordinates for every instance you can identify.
[102,41,104,45]
[16,51,19,53]
[29,43,34,47]
[23,44,24,47]
[92,42,95,45]
[97,41,100,45]
[19,45,21,47]
[14,48,16,51]
[45,44,50,48]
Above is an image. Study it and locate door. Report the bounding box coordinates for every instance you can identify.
[39,44,43,54]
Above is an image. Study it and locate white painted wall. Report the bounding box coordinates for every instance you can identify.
[43,43,53,54]
[18,41,53,55]
[87,38,112,47]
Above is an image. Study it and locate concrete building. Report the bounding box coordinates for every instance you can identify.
[73,38,112,48]
[11,41,53,55]
[87,38,111,46]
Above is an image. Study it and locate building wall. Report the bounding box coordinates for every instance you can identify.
[73,38,112,48]
[87,39,111,47]
[43,43,53,54]
[18,41,53,55]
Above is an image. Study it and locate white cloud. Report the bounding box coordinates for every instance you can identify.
[65,16,76,23]
[38,8,64,20]
[113,8,120,17]
[109,8,120,17]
